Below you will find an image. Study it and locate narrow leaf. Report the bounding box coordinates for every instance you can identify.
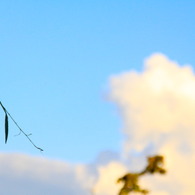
[5,113,8,143]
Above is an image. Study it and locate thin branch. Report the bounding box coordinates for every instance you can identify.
[0,102,43,152]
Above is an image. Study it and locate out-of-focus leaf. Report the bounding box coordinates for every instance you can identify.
[5,113,8,143]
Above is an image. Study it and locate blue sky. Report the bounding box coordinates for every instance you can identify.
[0,0,195,164]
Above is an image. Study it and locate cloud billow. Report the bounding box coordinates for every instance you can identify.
[109,53,195,194]
[0,153,94,195]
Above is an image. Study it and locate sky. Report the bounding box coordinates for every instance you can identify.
[0,1,195,194]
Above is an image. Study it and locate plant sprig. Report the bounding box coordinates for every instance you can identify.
[0,102,43,152]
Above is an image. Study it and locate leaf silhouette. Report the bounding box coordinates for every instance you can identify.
[0,101,43,151]
[5,113,8,143]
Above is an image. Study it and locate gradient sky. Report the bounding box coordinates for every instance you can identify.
[0,0,195,164]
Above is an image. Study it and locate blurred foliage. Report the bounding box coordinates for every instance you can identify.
[117,155,166,195]
[117,173,149,195]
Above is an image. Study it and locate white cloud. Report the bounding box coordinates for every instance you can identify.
[109,53,195,194]
[93,161,127,195]
[0,152,94,195]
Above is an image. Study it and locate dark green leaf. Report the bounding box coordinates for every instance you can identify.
[5,114,8,143]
